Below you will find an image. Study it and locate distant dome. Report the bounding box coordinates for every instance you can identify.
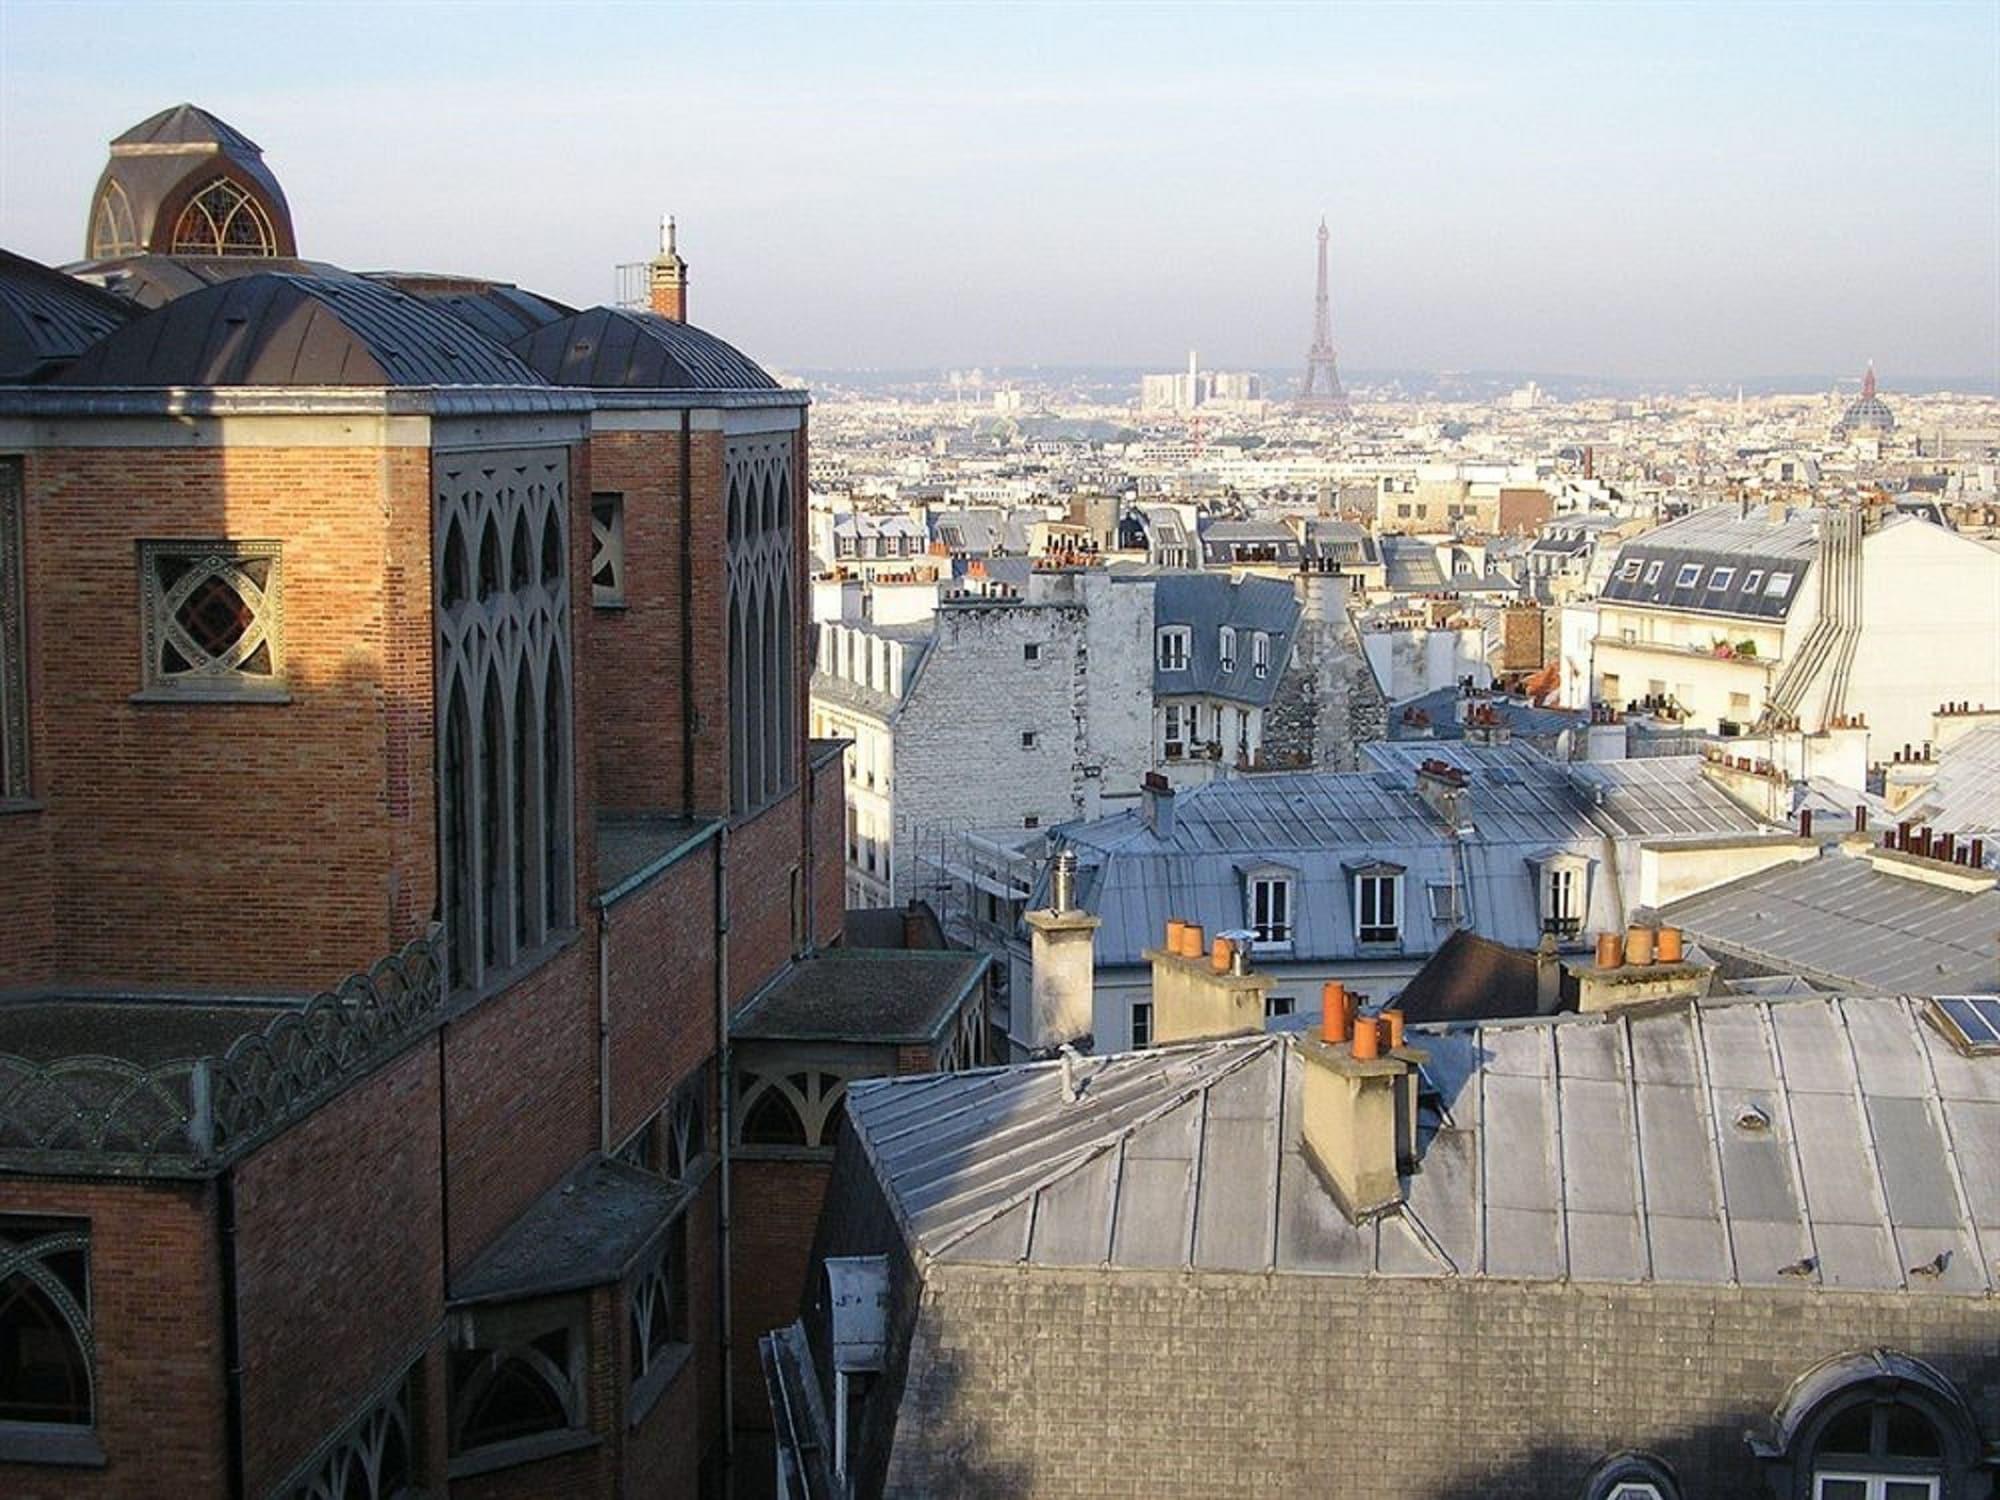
[1835,365,1894,437]
[83,104,297,262]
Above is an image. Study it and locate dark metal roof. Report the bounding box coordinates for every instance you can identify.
[112,103,264,153]
[511,306,779,392]
[69,254,358,311]
[1601,507,1817,621]
[1152,572,1298,705]
[58,272,545,388]
[368,272,574,343]
[0,248,135,382]
[1393,929,1548,1025]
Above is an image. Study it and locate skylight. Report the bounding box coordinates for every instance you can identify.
[1928,995,2000,1056]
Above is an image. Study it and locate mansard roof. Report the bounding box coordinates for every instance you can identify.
[510,306,780,392]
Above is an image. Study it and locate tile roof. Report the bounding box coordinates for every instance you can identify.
[847,993,2000,1295]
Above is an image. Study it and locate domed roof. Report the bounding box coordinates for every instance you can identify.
[1835,365,1895,436]
[0,248,135,383]
[509,306,778,392]
[83,103,297,262]
[58,273,540,388]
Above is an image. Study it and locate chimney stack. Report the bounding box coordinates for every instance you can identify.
[1141,772,1177,839]
[1024,849,1100,1050]
[1295,1015,1427,1221]
[1145,921,1271,1045]
[649,214,688,323]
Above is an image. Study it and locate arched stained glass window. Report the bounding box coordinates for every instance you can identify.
[0,1222,93,1430]
[169,178,278,258]
[89,180,140,260]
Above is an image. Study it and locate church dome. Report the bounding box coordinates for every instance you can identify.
[83,104,298,262]
[1834,365,1895,437]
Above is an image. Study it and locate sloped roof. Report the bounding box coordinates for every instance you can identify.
[1152,572,1298,705]
[0,248,134,382]
[366,273,573,343]
[1601,506,1818,621]
[847,993,2000,1294]
[1658,848,2000,994]
[112,103,264,152]
[731,949,988,1045]
[58,272,543,388]
[1902,724,2000,834]
[70,254,357,311]
[88,103,296,259]
[510,306,778,391]
[1394,928,1546,1024]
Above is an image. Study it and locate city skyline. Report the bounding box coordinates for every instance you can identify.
[2,1,1995,382]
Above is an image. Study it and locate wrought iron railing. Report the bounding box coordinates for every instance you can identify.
[0,927,443,1177]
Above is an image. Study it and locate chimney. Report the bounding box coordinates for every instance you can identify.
[1144,921,1271,1045]
[1024,850,1100,1050]
[649,215,689,322]
[1295,1016,1427,1221]
[1568,926,1714,1013]
[1141,772,1177,839]
[1535,932,1563,1015]
[1413,758,1469,828]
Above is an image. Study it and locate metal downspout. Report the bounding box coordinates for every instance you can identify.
[714,823,736,1472]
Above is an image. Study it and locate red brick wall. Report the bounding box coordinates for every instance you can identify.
[1497,486,1552,536]
[688,431,730,818]
[0,808,53,989]
[231,1045,444,1494]
[0,1178,227,1498]
[808,753,845,950]
[727,792,804,1011]
[585,430,688,814]
[442,939,599,1275]
[450,1285,618,1500]
[729,1156,831,1428]
[624,1181,719,1497]
[606,849,718,1146]
[20,444,435,994]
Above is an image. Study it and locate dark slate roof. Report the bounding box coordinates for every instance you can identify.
[58,272,544,388]
[594,812,721,905]
[70,254,359,311]
[1152,572,1298,706]
[510,306,778,391]
[452,1156,690,1302]
[368,273,574,343]
[1601,507,1817,621]
[0,998,284,1066]
[1392,929,1547,1025]
[1200,519,1302,567]
[1656,849,2000,994]
[1380,535,1448,591]
[1303,519,1379,566]
[730,950,988,1046]
[0,248,134,382]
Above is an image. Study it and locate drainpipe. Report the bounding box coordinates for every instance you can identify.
[598,903,613,1151]
[217,1171,246,1500]
[713,823,735,1469]
[680,414,696,815]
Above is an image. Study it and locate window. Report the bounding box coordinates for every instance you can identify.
[1163,704,1185,758]
[137,540,285,699]
[168,177,278,257]
[1252,632,1271,678]
[616,1070,710,1181]
[0,461,25,800]
[1674,563,1702,588]
[1023,642,1040,662]
[448,1297,587,1468]
[1581,1451,1679,1500]
[1356,871,1402,944]
[1265,995,1296,1020]
[1757,1351,1980,1500]
[1643,560,1663,584]
[1546,865,1581,935]
[1131,1000,1153,1049]
[1021,730,1037,750]
[627,1217,690,1422]
[726,436,798,814]
[1813,1479,1937,1500]
[277,1367,417,1500]
[1218,626,1237,673]
[1617,559,1643,581]
[1,1218,93,1448]
[736,1069,852,1152]
[1745,569,1765,593]
[1023,814,1039,829]
[1708,567,1734,590]
[1250,874,1292,945]
[1426,881,1462,923]
[590,493,625,606]
[1767,571,1794,596]
[1157,626,1191,672]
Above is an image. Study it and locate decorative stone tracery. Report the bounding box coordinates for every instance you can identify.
[726,435,796,815]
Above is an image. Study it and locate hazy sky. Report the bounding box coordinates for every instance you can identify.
[2,1,1995,383]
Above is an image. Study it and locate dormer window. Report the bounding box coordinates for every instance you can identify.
[1157,626,1190,672]
[1252,632,1271,678]
[1218,626,1237,673]
[1348,862,1405,947]
[1708,567,1734,591]
[1247,872,1293,946]
[1644,560,1663,584]
[1767,571,1794,596]
[1744,569,1765,593]
[1618,559,1642,582]
[1675,563,1702,589]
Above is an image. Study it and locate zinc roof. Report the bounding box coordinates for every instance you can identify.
[847,994,2000,1295]
[0,248,134,382]
[510,306,779,392]
[1152,573,1298,705]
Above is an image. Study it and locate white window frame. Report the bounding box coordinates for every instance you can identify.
[1355,872,1402,946]
[1157,625,1191,672]
[1265,995,1296,1021]
[1744,569,1765,593]
[1163,703,1185,759]
[1249,874,1293,946]
[1811,1477,1939,1500]
[1252,632,1271,679]
[1767,571,1794,596]
[1218,625,1237,673]
[1643,560,1664,584]
[1617,558,1642,582]
[1708,567,1734,591]
[1674,563,1702,588]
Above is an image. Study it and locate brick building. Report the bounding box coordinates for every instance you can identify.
[0,102,980,1499]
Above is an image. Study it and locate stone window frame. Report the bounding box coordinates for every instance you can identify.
[167,176,277,257]
[734,1065,860,1158]
[590,492,625,608]
[445,1294,592,1478]
[0,1215,100,1468]
[0,459,27,801]
[274,1362,419,1500]
[1750,1350,1984,1500]
[726,435,798,818]
[1579,1450,1680,1500]
[134,539,287,703]
[615,1069,711,1183]
[625,1214,691,1427]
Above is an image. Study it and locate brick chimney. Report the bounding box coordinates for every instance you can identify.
[649,214,688,322]
[1024,850,1099,1050]
[1295,1006,1426,1221]
[1144,920,1271,1045]
[1140,772,1177,839]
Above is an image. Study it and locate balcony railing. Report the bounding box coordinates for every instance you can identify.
[0,927,444,1178]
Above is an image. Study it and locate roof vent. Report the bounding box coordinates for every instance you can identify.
[1734,1103,1771,1133]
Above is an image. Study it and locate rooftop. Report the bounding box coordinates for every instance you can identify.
[846,993,2000,1294]
[453,1156,691,1302]
[731,949,989,1046]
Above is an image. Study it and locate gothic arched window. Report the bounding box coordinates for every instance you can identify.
[0,1221,93,1432]
[724,436,797,816]
[169,178,278,257]
[89,180,139,259]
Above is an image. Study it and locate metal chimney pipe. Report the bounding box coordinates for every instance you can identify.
[1051,849,1077,913]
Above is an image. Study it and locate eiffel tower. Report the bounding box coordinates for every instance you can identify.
[1296,217,1351,415]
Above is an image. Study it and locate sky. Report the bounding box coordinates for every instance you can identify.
[1,1,1996,385]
